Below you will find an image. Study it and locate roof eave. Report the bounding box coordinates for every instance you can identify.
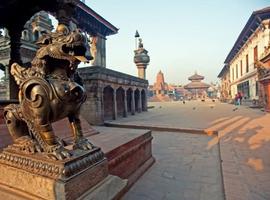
[218,65,229,78]
[76,1,119,36]
[224,7,270,64]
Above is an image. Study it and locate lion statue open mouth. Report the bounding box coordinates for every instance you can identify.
[4,24,94,160]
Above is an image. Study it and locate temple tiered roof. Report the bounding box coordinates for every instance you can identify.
[188,72,204,81]
[184,72,210,89]
[184,81,210,89]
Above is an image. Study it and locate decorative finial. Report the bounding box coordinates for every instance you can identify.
[135,30,140,49]
[135,30,140,38]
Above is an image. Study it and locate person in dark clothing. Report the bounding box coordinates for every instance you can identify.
[238,92,242,105]
[234,94,238,105]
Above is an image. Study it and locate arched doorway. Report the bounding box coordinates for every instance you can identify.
[126,88,132,114]
[116,87,125,117]
[135,89,140,112]
[141,89,147,111]
[103,86,114,120]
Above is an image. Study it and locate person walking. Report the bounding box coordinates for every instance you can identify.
[234,94,239,106]
[238,92,243,105]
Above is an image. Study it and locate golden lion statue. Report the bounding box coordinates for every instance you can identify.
[4,25,93,160]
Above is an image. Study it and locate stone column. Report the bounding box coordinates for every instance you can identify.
[123,90,128,117]
[8,28,23,99]
[137,66,146,79]
[113,89,117,120]
[138,90,142,113]
[5,65,9,99]
[90,35,106,67]
[134,38,150,79]
[100,85,105,123]
[55,5,74,27]
[143,90,148,112]
[80,80,105,125]
[131,90,135,115]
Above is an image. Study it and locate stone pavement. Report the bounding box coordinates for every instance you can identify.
[113,100,270,200]
[123,131,224,200]
[111,100,264,129]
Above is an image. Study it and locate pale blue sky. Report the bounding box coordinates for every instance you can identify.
[85,0,269,85]
[1,1,268,85]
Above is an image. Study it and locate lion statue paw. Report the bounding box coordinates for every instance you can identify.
[73,137,94,151]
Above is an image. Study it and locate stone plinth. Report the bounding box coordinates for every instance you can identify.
[0,147,127,200]
[0,122,154,197]
[91,126,155,190]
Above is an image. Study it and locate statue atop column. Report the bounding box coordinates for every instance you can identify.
[134,31,150,79]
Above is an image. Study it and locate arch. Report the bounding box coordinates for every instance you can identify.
[116,87,125,117]
[103,86,114,120]
[141,89,147,111]
[126,88,133,114]
[33,30,39,41]
[134,89,140,112]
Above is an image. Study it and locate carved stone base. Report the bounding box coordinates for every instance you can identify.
[0,146,105,180]
[0,147,127,199]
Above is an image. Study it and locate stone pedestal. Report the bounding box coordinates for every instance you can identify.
[92,126,155,191]
[0,123,154,198]
[0,147,127,200]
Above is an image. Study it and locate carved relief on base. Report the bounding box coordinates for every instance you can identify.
[0,145,105,180]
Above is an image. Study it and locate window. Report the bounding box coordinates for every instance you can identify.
[232,67,234,81]
[237,81,250,98]
[254,46,258,63]
[246,54,249,73]
[240,60,243,76]
[256,81,259,96]
[236,64,238,79]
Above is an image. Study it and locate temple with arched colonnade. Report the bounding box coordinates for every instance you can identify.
[78,66,148,125]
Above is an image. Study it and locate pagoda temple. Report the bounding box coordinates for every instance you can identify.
[148,70,171,102]
[184,72,210,99]
[153,70,169,95]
